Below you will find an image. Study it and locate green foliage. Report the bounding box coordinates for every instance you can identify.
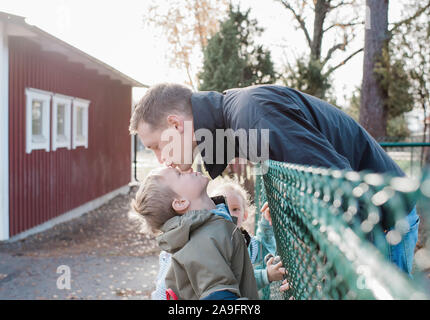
[282,57,332,100]
[347,88,410,141]
[198,5,277,92]
[386,115,411,141]
[374,47,414,119]
[345,90,360,121]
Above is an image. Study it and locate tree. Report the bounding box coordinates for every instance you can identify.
[277,0,364,99]
[346,88,410,141]
[198,5,277,92]
[143,0,228,89]
[359,0,389,140]
[393,1,430,163]
[360,0,430,141]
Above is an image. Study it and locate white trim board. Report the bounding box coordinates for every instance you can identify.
[3,184,130,243]
[0,21,9,241]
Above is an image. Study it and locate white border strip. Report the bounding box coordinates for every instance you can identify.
[0,21,9,241]
[4,184,130,243]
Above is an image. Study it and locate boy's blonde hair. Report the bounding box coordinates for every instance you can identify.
[131,172,179,233]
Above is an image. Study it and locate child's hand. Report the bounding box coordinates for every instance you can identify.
[279,279,290,292]
[266,256,286,282]
[260,202,272,226]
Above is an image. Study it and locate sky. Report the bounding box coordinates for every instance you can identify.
[0,0,405,104]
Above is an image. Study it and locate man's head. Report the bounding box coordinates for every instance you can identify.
[129,83,197,172]
[131,167,210,232]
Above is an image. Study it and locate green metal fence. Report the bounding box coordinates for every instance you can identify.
[254,160,430,300]
[380,141,430,178]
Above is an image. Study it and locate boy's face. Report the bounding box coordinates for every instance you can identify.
[158,167,209,203]
[224,191,248,228]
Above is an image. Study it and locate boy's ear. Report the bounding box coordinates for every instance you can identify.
[166,115,184,133]
[172,198,190,214]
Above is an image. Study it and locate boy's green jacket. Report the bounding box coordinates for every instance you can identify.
[157,209,259,300]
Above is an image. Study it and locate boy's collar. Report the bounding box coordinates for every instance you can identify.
[209,196,239,225]
[211,195,226,205]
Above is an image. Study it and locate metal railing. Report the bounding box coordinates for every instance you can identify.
[380,141,430,178]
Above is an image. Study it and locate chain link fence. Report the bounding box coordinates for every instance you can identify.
[254,160,430,300]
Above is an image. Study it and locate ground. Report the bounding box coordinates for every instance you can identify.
[0,187,160,300]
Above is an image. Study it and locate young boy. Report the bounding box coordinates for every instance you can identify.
[131,167,259,300]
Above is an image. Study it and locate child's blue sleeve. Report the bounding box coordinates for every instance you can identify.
[254,216,277,255]
[249,217,277,291]
[253,267,270,290]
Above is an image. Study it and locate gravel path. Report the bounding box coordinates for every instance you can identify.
[0,187,161,300]
[0,253,158,300]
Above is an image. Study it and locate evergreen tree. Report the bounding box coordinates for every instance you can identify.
[198,5,276,92]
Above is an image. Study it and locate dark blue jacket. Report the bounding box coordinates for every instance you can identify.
[191,85,407,229]
[191,85,404,179]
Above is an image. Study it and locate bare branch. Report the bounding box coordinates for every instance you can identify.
[390,1,430,34]
[277,0,313,48]
[323,21,364,33]
[328,0,356,11]
[324,47,363,76]
[322,43,346,67]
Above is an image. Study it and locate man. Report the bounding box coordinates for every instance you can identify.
[129,83,419,276]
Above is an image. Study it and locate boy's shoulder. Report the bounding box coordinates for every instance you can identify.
[188,213,236,243]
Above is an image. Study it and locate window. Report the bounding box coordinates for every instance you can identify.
[72,98,90,149]
[52,95,72,151]
[25,88,51,153]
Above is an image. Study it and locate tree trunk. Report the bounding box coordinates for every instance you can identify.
[311,0,330,61]
[359,0,390,140]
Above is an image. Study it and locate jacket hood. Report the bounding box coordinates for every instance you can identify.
[156,209,219,253]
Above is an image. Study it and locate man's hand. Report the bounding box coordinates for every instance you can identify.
[260,202,272,226]
[266,256,286,282]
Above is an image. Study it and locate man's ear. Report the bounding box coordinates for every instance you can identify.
[244,209,249,221]
[167,115,184,133]
[172,198,190,214]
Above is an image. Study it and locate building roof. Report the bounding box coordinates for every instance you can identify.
[0,11,148,88]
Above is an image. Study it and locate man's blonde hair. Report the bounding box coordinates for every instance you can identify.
[131,172,179,233]
[129,83,193,134]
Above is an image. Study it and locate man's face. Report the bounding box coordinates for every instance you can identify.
[158,167,209,201]
[137,119,197,172]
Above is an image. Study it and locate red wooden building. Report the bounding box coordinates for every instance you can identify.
[0,12,146,241]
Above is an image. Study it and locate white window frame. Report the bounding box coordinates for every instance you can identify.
[25,88,51,154]
[52,94,72,151]
[72,98,90,149]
